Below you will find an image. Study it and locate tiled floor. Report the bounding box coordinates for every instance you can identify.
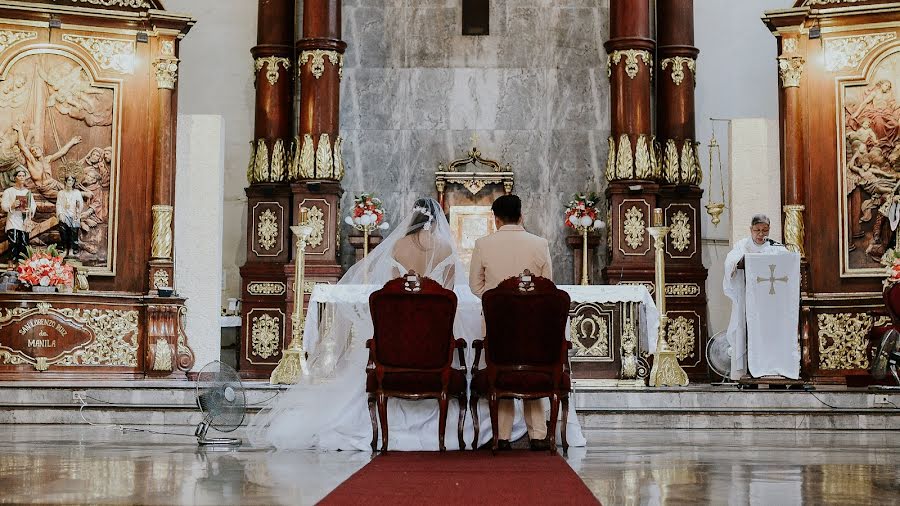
[0,426,898,504]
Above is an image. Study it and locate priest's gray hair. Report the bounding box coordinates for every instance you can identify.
[751,214,770,226]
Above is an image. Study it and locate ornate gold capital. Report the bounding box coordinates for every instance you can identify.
[783,204,806,257]
[151,205,173,260]
[777,56,804,88]
[255,56,291,86]
[660,56,696,86]
[608,49,653,80]
[299,50,343,80]
[152,58,179,90]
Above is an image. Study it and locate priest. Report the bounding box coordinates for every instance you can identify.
[723,214,787,380]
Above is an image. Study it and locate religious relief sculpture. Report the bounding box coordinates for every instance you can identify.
[0,51,116,272]
[840,52,900,274]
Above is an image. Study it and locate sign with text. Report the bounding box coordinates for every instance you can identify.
[0,312,93,360]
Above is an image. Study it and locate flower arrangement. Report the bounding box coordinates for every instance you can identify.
[16,245,74,288]
[564,192,605,230]
[884,248,900,289]
[344,193,390,231]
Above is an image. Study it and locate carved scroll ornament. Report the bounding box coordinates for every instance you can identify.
[817,313,872,370]
[623,206,646,250]
[607,50,653,80]
[824,33,895,72]
[660,56,696,86]
[666,316,696,361]
[299,50,343,80]
[669,211,691,252]
[0,30,37,56]
[251,313,280,359]
[255,56,291,86]
[63,34,135,74]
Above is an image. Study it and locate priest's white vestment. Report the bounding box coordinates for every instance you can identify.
[723,237,801,380]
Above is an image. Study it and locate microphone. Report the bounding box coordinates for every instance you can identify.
[766,238,784,247]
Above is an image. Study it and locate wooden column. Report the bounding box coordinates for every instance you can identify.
[778,33,808,267]
[654,0,708,380]
[148,37,179,294]
[287,0,347,344]
[239,0,296,379]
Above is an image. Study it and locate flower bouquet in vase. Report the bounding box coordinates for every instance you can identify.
[344,193,390,258]
[17,245,74,293]
[565,192,605,285]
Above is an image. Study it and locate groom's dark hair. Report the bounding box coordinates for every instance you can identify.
[492,195,521,224]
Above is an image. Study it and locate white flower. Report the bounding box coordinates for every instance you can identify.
[344,216,354,225]
[39,276,50,287]
[580,216,593,227]
[379,222,390,230]
[568,215,579,226]
[593,220,605,230]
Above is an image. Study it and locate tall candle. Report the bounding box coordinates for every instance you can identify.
[299,207,309,225]
[653,208,663,227]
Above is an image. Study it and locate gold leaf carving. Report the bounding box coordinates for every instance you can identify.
[152,339,172,371]
[680,140,694,184]
[0,30,37,56]
[666,316,696,361]
[251,313,280,359]
[783,204,806,257]
[824,33,895,71]
[623,206,645,250]
[605,136,616,182]
[152,58,178,89]
[270,139,286,182]
[152,269,169,289]
[634,135,652,179]
[255,56,290,86]
[616,134,633,180]
[63,34,135,74]
[247,141,256,182]
[664,139,680,183]
[570,313,610,358]
[621,317,638,378]
[332,136,345,181]
[254,140,269,182]
[67,0,151,7]
[817,313,872,370]
[665,283,700,297]
[151,205,173,260]
[299,134,315,179]
[778,56,804,88]
[257,209,278,251]
[306,205,325,248]
[315,133,333,179]
[670,211,691,252]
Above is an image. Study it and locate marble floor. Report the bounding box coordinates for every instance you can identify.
[0,426,898,505]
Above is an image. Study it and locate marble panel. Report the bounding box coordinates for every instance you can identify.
[345,129,409,194]
[339,69,360,132]
[448,69,500,130]
[495,69,548,130]
[405,7,456,68]
[552,7,604,70]
[497,7,551,69]
[449,35,501,69]
[353,69,410,130]
[405,69,453,130]
[548,129,605,193]
[407,129,455,194]
[548,67,605,131]
[344,6,405,69]
[492,129,548,193]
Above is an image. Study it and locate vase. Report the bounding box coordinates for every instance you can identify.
[31,285,56,293]
[57,285,73,294]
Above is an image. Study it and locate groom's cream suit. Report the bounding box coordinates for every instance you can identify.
[469,224,553,441]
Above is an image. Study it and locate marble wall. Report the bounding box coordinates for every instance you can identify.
[338,0,611,283]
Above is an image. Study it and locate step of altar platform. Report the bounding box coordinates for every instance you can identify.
[573,382,900,430]
[1,381,899,429]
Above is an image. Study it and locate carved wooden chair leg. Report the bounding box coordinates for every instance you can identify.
[548,393,560,455]
[470,393,480,450]
[561,394,569,454]
[438,392,449,452]
[457,393,467,451]
[367,394,378,453]
[489,394,499,455]
[377,392,389,452]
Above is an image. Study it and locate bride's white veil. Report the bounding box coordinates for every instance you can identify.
[249,197,472,450]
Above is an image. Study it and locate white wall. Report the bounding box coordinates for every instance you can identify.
[694,0,792,335]
[166,0,257,304]
[175,115,225,371]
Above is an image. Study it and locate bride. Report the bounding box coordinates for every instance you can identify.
[250,197,583,451]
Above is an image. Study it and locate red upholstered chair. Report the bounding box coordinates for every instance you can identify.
[366,271,467,452]
[470,270,572,454]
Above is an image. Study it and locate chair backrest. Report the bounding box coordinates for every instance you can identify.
[482,270,570,366]
[885,282,900,327]
[369,271,458,369]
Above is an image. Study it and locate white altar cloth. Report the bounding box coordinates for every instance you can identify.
[744,252,801,379]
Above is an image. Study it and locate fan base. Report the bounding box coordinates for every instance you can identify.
[198,437,242,446]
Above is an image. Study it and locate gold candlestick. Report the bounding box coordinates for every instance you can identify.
[271,208,313,385]
[647,208,689,387]
[581,226,589,286]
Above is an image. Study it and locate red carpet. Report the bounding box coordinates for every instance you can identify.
[318,451,599,505]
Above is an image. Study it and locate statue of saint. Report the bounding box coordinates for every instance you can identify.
[56,175,84,258]
[1,166,36,265]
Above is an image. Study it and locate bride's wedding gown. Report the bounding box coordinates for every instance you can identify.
[250,199,584,451]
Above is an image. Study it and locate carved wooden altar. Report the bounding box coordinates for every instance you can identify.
[764,0,900,384]
[0,1,196,378]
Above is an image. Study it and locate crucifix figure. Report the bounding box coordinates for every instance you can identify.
[756,264,789,295]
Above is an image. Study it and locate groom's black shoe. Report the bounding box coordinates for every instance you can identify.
[497,439,512,451]
[529,437,550,451]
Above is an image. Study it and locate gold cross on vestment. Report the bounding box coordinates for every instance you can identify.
[756,264,789,295]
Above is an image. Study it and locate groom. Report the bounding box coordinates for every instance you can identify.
[469,194,553,451]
